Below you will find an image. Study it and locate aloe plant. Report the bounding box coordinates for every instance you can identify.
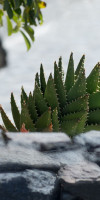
[0,53,100,137]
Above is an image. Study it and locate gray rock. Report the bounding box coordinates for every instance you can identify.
[0,132,87,173]
[73,131,100,166]
[0,39,7,68]
[1,131,100,200]
[58,162,100,200]
[73,131,100,147]
[0,169,59,200]
[6,132,71,151]
[0,132,72,173]
[60,192,76,200]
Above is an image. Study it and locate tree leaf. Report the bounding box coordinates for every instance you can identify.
[4,0,13,19]
[23,25,35,41]
[6,15,13,36]
[20,30,31,51]
[13,0,21,9]
[0,9,4,26]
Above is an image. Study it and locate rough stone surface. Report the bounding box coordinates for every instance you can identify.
[0,40,7,68]
[0,131,100,200]
[73,131,100,166]
[6,132,71,151]
[0,169,59,200]
[58,162,100,200]
[0,132,72,172]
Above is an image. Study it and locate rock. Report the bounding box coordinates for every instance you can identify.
[1,131,100,199]
[0,132,72,173]
[0,169,59,200]
[73,131,100,147]
[60,192,76,200]
[6,132,71,151]
[0,39,7,68]
[73,131,100,166]
[58,161,100,200]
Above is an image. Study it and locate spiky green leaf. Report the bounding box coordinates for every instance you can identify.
[88,109,100,124]
[58,57,64,80]
[44,73,59,111]
[35,72,40,88]
[62,110,87,121]
[65,52,74,92]
[28,92,38,123]
[0,106,17,132]
[67,68,86,101]
[75,111,87,134]
[89,92,100,110]
[84,124,100,132]
[75,54,85,79]
[61,119,79,137]
[40,64,46,94]
[11,93,20,131]
[52,108,59,132]
[20,102,35,132]
[21,87,28,106]
[63,94,89,115]
[35,108,51,132]
[61,111,87,136]
[34,83,48,116]
[86,63,100,94]
[54,62,66,109]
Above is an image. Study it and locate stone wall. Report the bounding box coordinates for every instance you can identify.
[0,131,100,200]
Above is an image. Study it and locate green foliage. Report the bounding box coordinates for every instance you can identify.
[11,93,20,130]
[54,62,66,110]
[75,54,85,79]
[0,53,100,136]
[35,108,51,132]
[86,63,100,94]
[52,108,59,132]
[65,52,74,92]
[67,68,86,101]
[40,64,46,95]
[44,73,59,111]
[20,101,35,131]
[0,0,46,50]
